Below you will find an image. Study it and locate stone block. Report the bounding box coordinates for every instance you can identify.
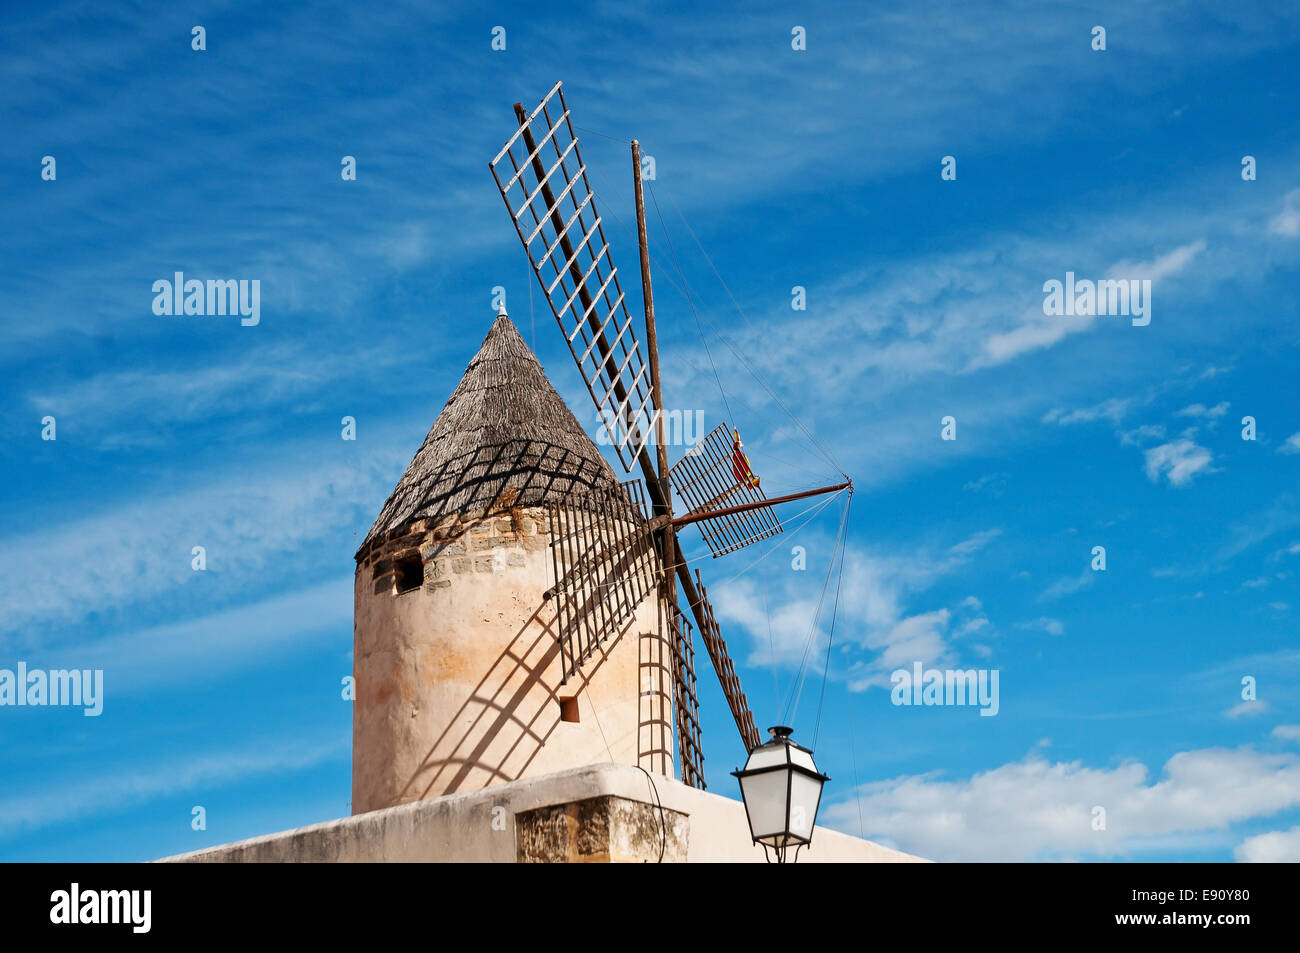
[515,795,688,863]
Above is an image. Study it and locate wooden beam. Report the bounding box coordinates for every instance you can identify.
[673,482,851,530]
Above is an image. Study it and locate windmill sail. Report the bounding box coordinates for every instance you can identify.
[670,424,784,557]
[490,82,655,474]
[692,570,762,752]
[491,84,832,770]
[547,480,660,681]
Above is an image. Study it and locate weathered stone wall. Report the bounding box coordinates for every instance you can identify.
[161,763,929,864]
[515,795,689,863]
[352,505,674,815]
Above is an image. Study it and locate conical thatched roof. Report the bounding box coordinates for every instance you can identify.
[361,312,622,550]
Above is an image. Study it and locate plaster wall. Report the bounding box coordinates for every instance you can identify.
[163,763,927,863]
[353,506,673,814]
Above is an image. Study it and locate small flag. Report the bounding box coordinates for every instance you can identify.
[732,429,760,489]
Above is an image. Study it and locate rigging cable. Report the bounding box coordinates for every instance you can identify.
[812,488,853,750]
[646,179,737,436]
[660,185,848,479]
[783,486,851,729]
[582,156,839,481]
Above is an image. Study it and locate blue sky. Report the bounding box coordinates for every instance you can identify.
[2,0,1299,862]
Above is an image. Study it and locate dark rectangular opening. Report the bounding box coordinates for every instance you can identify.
[558,696,580,723]
[394,553,424,594]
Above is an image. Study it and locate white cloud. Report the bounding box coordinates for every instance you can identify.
[0,734,347,839]
[713,529,1000,688]
[25,341,420,440]
[983,241,1207,366]
[1143,439,1215,486]
[1235,826,1300,862]
[0,443,403,640]
[1119,423,1166,446]
[823,744,1300,861]
[1017,616,1065,636]
[1107,239,1208,284]
[1273,725,1300,741]
[1224,701,1269,719]
[1279,432,1300,454]
[1039,569,1095,602]
[962,473,1007,494]
[1042,398,1130,426]
[1268,189,1300,238]
[45,578,353,693]
[955,617,989,639]
[1176,401,1230,420]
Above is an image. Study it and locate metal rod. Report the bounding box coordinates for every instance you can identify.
[673,481,851,529]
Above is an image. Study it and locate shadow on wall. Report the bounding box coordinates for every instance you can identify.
[391,594,671,804]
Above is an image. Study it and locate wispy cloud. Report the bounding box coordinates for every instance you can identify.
[1143,438,1215,487]
[1043,398,1130,426]
[0,734,348,840]
[1269,189,1300,238]
[1038,569,1095,602]
[1017,616,1065,636]
[981,241,1206,366]
[0,443,401,641]
[1236,826,1300,862]
[1224,700,1269,719]
[824,743,1300,861]
[1176,401,1230,420]
[711,529,1000,689]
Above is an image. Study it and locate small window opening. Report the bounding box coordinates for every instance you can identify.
[394,553,424,594]
[558,696,580,723]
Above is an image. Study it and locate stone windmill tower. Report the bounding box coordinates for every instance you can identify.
[352,307,675,815]
[353,81,851,820]
[163,83,917,864]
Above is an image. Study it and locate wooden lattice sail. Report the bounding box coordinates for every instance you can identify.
[670,423,783,557]
[492,82,850,791]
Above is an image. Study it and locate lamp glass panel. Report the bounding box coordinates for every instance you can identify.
[787,772,824,839]
[745,746,789,771]
[788,747,818,772]
[739,769,791,840]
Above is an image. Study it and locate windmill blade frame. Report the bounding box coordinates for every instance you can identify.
[691,569,762,752]
[489,82,656,473]
[546,480,660,682]
[492,83,852,770]
[670,423,784,557]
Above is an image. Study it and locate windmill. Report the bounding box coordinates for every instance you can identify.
[489,82,850,788]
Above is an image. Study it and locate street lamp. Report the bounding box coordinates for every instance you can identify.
[733,725,830,863]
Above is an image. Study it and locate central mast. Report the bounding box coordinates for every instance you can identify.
[630,139,680,624]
